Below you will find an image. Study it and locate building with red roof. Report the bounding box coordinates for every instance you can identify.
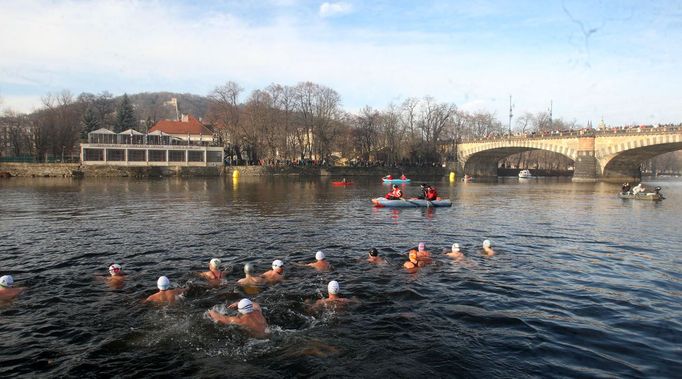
[149,114,215,144]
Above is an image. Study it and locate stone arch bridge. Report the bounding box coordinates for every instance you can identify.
[456,128,682,181]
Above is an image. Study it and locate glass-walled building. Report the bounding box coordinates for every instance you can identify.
[81,128,224,167]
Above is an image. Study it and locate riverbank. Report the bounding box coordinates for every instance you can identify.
[0,163,448,178]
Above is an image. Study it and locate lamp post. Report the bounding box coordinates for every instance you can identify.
[508,95,513,137]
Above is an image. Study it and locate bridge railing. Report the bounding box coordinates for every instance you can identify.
[461,125,682,143]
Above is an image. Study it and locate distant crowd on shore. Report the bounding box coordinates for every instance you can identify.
[225,158,445,169]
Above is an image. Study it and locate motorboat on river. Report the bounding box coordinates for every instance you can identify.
[372,197,452,207]
[518,169,533,178]
[618,186,665,201]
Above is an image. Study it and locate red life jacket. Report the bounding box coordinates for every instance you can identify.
[426,187,437,200]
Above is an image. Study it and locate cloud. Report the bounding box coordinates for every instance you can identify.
[319,2,352,18]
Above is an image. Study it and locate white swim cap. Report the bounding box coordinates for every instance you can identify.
[157,276,170,290]
[315,251,325,261]
[108,263,122,275]
[0,275,14,288]
[483,239,492,248]
[210,258,221,268]
[272,260,284,269]
[452,243,460,252]
[418,242,425,252]
[244,263,254,275]
[327,280,339,295]
[238,298,253,314]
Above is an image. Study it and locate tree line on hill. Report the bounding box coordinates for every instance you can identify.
[0,82,680,172]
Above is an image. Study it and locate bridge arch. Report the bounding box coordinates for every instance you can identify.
[597,134,682,180]
[458,139,578,177]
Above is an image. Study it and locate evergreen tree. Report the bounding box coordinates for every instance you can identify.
[81,106,100,139]
[114,93,137,133]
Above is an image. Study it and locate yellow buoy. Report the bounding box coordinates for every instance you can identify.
[449,172,455,182]
[232,170,240,179]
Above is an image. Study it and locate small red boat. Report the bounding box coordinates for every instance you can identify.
[331,181,353,186]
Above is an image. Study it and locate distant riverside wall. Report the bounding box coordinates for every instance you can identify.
[0,163,81,177]
[0,163,449,178]
[0,163,224,178]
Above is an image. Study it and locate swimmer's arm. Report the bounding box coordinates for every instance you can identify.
[227,301,238,310]
[208,309,236,324]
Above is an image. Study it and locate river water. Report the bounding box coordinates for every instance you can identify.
[0,176,680,378]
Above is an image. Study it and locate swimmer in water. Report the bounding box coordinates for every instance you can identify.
[482,239,495,256]
[310,280,355,312]
[107,263,125,288]
[208,298,270,338]
[446,243,464,260]
[200,258,227,283]
[261,260,284,285]
[403,250,424,272]
[144,276,185,304]
[367,248,387,265]
[0,275,25,300]
[237,263,266,287]
[307,251,331,271]
[409,242,432,265]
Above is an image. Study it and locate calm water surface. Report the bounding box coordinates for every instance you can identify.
[0,176,681,378]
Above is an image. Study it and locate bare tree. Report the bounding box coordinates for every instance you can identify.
[207,81,244,161]
[353,106,380,161]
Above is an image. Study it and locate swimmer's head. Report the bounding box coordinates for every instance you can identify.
[272,259,284,272]
[451,243,460,252]
[409,250,418,264]
[315,251,325,261]
[483,239,492,248]
[369,248,379,257]
[418,242,425,252]
[238,298,253,314]
[392,184,399,189]
[209,258,221,269]
[0,275,14,288]
[327,280,340,295]
[244,263,254,275]
[108,263,122,276]
[157,276,170,291]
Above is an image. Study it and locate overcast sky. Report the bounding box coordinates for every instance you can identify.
[1,0,680,126]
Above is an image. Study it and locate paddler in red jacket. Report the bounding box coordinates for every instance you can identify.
[425,185,438,201]
[385,184,403,200]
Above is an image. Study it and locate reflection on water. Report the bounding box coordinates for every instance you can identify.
[0,176,681,377]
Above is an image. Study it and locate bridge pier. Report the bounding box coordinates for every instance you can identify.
[572,136,598,182]
[463,160,498,178]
